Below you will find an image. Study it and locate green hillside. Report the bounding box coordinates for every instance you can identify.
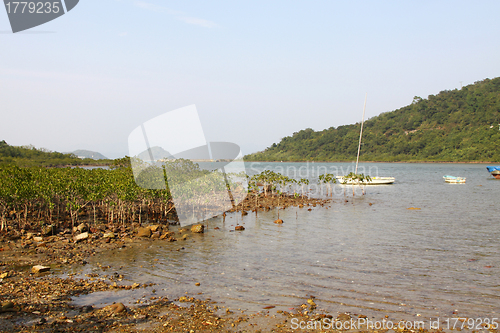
[0,141,110,167]
[245,77,500,162]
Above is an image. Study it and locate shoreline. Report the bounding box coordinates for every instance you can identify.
[0,220,457,333]
[244,160,498,164]
[0,194,340,332]
[1,193,496,332]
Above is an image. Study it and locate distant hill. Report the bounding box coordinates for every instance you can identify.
[136,146,173,161]
[0,141,110,167]
[245,77,500,162]
[71,149,108,160]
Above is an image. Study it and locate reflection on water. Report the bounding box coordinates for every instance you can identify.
[72,163,500,320]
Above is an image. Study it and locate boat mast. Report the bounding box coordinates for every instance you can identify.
[355,93,367,174]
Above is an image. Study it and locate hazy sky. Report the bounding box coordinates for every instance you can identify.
[1,1,500,158]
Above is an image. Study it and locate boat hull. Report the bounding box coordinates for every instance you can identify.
[491,170,500,179]
[486,166,500,179]
[336,176,395,185]
[443,175,466,183]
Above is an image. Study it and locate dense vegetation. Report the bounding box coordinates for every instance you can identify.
[245,77,500,162]
[0,157,357,233]
[0,140,111,167]
[0,164,175,233]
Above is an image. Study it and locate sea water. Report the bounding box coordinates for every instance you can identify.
[72,162,500,322]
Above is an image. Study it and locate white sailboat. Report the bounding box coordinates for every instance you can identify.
[337,94,395,185]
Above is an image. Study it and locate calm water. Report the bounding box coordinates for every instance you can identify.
[72,163,500,321]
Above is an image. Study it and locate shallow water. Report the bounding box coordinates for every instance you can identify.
[71,163,500,321]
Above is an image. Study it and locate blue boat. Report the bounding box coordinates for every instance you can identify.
[486,166,500,179]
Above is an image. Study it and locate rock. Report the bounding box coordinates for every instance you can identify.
[76,223,89,233]
[109,303,126,313]
[241,210,248,216]
[148,225,161,232]
[274,219,284,224]
[0,272,9,279]
[33,236,43,242]
[307,299,316,306]
[32,265,50,273]
[137,227,151,238]
[160,231,175,239]
[81,305,93,313]
[26,317,46,326]
[336,313,351,321]
[235,226,245,231]
[151,231,161,239]
[26,232,34,240]
[42,225,57,236]
[74,232,89,242]
[103,232,115,239]
[1,301,14,311]
[181,234,188,240]
[195,282,200,286]
[135,314,148,321]
[191,224,204,233]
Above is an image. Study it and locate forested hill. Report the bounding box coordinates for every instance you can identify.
[0,141,110,167]
[245,77,500,162]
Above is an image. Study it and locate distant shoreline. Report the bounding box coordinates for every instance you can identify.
[243,160,498,164]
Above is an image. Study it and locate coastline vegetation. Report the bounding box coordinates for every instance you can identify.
[0,158,334,234]
[245,77,500,162]
[0,140,111,167]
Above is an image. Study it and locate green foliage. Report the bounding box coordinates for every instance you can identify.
[0,165,173,231]
[245,77,500,162]
[338,172,372,196]
[248,170,296,196]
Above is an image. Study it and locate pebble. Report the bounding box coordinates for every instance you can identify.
[147,225,161,232]
[109,303,126,313]
[1,301,14,312]
[31,265,50,273]
[74,232,89,242]
[137,227,151,238]
[103,232,115,239]
[191,224,204,233]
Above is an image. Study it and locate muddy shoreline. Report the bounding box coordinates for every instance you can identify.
[0,194,340,332]
[1,194,489,332]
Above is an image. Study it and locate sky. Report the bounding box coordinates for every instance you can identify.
[1,0,500,159]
